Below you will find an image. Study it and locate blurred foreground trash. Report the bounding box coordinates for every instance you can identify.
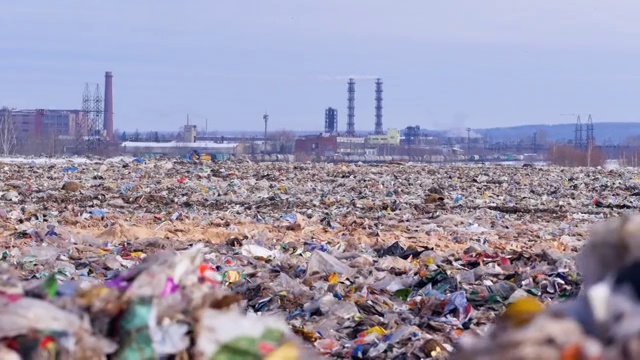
[0,244,311,359]
[453,214,640,360]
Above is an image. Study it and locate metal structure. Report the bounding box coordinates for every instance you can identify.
[78,80,106,152]
[586,114,595,149]
[466,127,472,153]
[77,71,113,153]
[374,78,383,135]
[78,84,92,151]
[81,83,92,131]
[92,84,103,136]
[263,112,269,152]
[346,78,356,136]
[404,125,421,145]
[574,115,584,150]
[324,107,338,134]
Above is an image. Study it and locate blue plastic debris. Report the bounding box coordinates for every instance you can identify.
[91,209,107,217]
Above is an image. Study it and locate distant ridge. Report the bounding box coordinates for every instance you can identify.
[475,122,640,144]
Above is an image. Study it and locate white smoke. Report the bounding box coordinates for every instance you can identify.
[314,74,379,81]
[445,112,481,138]
[191,72,380,82]
[445,128,482,138]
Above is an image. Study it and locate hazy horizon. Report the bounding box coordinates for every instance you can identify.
[3,1,640,132]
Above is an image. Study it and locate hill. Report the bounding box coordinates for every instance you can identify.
[475,122,640,145]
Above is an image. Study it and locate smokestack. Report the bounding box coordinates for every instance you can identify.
[374,78,383,135]
[346,78,355,136]
[103,71,114,140]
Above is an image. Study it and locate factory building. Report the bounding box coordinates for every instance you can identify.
[0,108,86,139]
[294,134,367,157]
[294,134,338,156]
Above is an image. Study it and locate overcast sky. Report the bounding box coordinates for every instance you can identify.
[2,0,640,132]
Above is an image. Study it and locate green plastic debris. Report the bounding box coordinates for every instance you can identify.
[393,288,412,301]
[43,273,58,298]
[113,297,155,360]
[211,328,285,360]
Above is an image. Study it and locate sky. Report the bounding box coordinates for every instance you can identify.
[3,0,640,132]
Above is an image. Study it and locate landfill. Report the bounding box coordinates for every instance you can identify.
[2,157,640,359]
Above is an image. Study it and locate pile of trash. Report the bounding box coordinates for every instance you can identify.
[452,214,640,359]
[1,158,640,358]
[0,242,309,359]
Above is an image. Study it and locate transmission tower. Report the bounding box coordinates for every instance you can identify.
[92,84,103,137]
[574,115,584,150]
[78,82,105,153]
[77,83,92,151]
[586,114,595,149]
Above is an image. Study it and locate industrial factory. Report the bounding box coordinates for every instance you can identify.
[0,70,604,163]
[294,77,437,161]
[0,71,116,155]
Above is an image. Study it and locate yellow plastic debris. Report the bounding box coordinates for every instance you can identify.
[264,342,300,360]
[328,273,339,285]
[363,326,387,336]
[223,270,243,284]
[503,296,545,327]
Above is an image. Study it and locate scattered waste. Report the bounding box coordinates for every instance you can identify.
[0,158,639,358]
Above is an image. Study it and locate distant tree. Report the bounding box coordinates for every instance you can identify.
[546,144,605,167]
[133,129,141,142]
[0,108,17,156]
[154,131,160,142]
[121,131,127,141]
[267,130,297,154]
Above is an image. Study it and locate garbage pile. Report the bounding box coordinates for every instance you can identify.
[0,243,310,359]
[0,158,639,358]
[452,214,640,360]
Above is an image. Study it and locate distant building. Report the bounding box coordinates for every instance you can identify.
[336,136,366,155]
[183,125,197,143]
[0,108,85,139]
[294,134,367,157]
[294,134,338,156]
[121,141,238,159]
[366,128,400,145]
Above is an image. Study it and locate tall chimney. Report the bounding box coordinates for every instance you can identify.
[374,78,383,135]
[103,71,114,140]
[346,78,356,136]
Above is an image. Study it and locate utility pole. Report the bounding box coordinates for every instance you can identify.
[263,112,269,153]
